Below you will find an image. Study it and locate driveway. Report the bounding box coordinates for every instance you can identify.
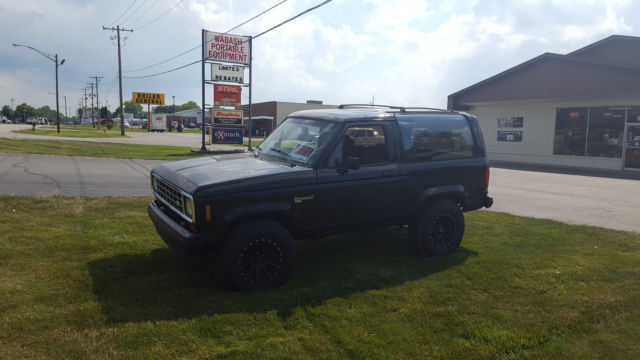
[488,166,640,233]
[0,123,246,150]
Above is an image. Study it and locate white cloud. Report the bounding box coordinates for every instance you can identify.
[2,0,640,111]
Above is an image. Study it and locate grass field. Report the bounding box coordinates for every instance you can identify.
[12,128,128,138]
[0,138,243,160]
[1,196,638,359]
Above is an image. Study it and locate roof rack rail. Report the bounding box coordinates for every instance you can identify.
[402,106,452,112]
[338,104,405,110]
[338,104,454,112]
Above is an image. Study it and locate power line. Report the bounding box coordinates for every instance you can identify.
[124,0,287,73]
[120,0,148,27]
[111,0,138,26]
[136,0,185,31]
[123,0,332,79]
[254,0,332,39]
[128,0,162,28]
[123,60,200,79]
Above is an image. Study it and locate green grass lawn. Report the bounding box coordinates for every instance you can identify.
[12,128,129,138]
[1,196,638,359]
[0,138,243,160]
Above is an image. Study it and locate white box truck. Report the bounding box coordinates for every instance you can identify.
[150,114,167,132]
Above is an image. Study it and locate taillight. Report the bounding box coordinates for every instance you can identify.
[484,168,490,191]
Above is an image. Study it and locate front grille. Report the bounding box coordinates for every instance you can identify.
[153,176,191,222]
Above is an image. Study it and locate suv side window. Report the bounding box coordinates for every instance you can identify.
[325,125,388,167]
[397,114,476,162]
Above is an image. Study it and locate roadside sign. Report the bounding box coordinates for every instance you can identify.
[211,64,245,83]
[132,92,165,105]
[214,84,242,106]
[204,31,251,65]
[211,127,243,145]
[213,109,243,126]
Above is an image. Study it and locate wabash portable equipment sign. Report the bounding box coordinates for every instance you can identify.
[205,31,251,65]
[211,127,243,145]
[214,84,242,107]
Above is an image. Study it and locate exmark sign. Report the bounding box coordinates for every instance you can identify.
[211,127,243,145]
[205,31,251,65]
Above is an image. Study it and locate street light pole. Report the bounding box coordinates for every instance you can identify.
[12,43,64,133]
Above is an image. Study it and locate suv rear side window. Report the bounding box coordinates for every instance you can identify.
[397,114,476,162]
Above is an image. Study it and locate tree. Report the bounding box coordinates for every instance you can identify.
[15,103,36,121]
[99,106,110,121]
[113,101,143,118]
[177,101,199,112]
[1,105,12,119]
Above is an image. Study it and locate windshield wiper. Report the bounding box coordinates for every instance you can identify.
[268,148,296,167]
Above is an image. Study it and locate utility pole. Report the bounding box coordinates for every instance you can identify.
[88,83,95,128]
[90,76,103,129]
[103,25,133,136]
[10,98,14,122]
[83,87,89,126]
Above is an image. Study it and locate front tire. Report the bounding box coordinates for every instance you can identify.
[219,219,295,290]
[410,199,464,256]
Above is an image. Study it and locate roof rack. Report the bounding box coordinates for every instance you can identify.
[338,104,453,112]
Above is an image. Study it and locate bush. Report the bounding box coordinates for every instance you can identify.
[106,123,113,130]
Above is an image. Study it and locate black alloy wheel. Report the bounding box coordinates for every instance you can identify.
[428,212,459,251]
[220,219,295,290]
[237,237,285,287]
[410,199,464,256]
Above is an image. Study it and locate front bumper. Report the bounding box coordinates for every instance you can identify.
[148,201,206,256]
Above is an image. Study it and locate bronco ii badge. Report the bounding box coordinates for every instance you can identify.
[294,195,314,203]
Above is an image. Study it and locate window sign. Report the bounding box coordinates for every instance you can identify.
[497,116,524,128]
[497,131,523,142]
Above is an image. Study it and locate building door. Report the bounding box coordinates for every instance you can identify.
[624,123,640,170]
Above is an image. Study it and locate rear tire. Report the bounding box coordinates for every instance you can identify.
[410,199,464,256]
[218,219,295,290]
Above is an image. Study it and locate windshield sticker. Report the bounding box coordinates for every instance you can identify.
[289,144,316,162]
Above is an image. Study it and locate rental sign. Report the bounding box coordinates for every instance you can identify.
[205,31,251,65]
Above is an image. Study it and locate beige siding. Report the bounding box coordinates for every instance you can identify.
[468,97,638,170]
[275,102,337,126]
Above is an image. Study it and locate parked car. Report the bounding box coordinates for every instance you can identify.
[148,105,493,290]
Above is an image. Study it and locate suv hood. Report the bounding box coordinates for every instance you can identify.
[152,153,314,195]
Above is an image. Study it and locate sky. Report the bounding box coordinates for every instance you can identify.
[0,0,638,115]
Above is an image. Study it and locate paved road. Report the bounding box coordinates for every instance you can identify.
[1,153,639,233]
[0,153,162,196]
[487,167,640,233]
[0,123,246,150]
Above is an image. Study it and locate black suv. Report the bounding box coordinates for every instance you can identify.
[148,105,493,290]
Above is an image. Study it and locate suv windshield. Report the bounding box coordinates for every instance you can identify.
[256,117,338,166]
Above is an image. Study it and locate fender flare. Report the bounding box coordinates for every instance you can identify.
[419,185,465,204]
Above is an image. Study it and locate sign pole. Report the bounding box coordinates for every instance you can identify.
[200,29,207,152]
[248,36,253,151]
[147,104,151,132]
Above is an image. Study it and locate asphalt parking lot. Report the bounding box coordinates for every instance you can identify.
[1,152,639,233]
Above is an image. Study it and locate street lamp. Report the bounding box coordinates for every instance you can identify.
[13,43,65,133]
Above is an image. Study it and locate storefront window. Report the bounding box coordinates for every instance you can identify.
[586,107,625,158]
[626,106,640,123]
[553,107,588,156]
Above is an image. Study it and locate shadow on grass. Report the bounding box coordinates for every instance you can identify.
[88,228,477,323]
